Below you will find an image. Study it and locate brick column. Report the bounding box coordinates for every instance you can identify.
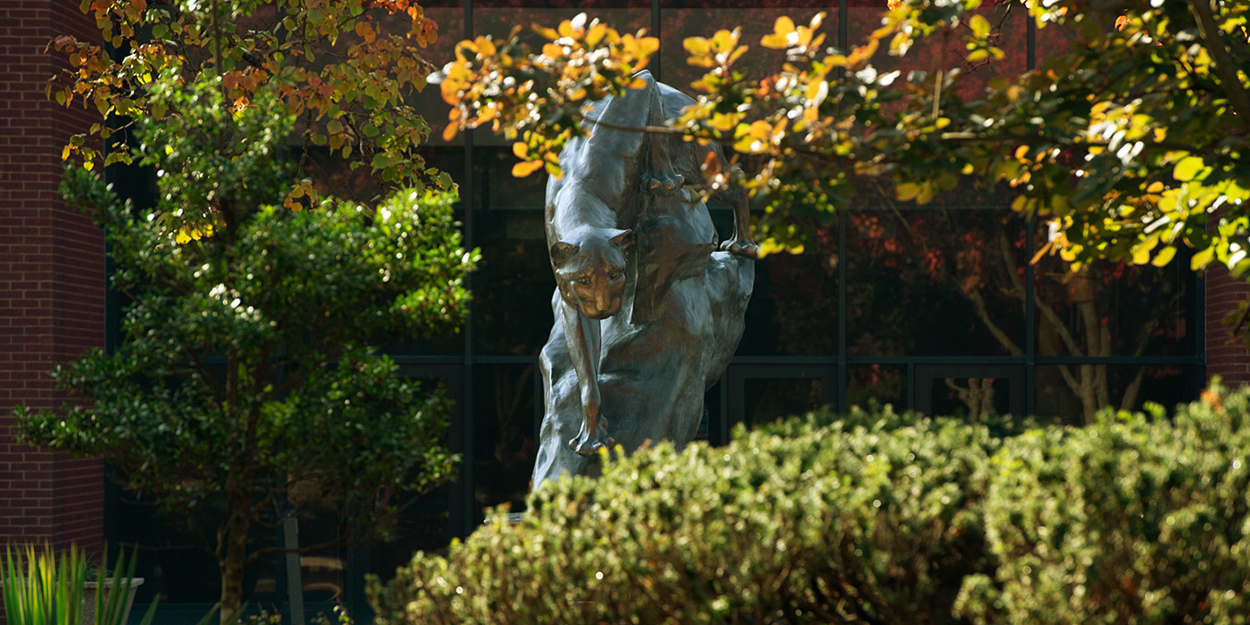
[0,1,106,553]
[1206,263,1250,388]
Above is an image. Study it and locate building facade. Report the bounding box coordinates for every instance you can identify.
[1,0,1241,621]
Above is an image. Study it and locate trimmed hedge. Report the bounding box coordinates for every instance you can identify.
[957,387,1250,624]
[369,385,1250,625]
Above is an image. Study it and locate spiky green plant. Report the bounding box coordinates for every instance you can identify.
[88,546,158,625]
[2,544,87,625]
[1,544,158,625]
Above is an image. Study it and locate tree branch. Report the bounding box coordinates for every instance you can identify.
[1186,0,1250,130]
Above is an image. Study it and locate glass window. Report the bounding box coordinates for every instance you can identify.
[1033,229,1196,358]
[927,375,1013,420]
[735,208,838,356]
[472,364,540,521]
[1034,365,1200,426]
[845,208,1026,356]
[472,148,554,356]
[847,363,906,409]
[743,377,826,426]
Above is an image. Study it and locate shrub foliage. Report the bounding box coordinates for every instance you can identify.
[370,385,1250,624]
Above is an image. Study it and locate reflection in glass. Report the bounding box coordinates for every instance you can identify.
[847,364,905,409]
[846,208,1026,356]
[737,217,838,356]
[471,210,554,355]
[1035,365,1198,426]
[1033,244,1194,359]
[929,377,1010,422]
[743,378,825,427]
[370,486,452,574]
[473,364,539,520]
[113,496,226,604]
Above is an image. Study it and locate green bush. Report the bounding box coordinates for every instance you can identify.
[370,405,1003,624]
[956,384,1250,624]
[369,385,1250,625]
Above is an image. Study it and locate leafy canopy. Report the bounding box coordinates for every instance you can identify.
[28,2,477,624]
[438,0,1249,269]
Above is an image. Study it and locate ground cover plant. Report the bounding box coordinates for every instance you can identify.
[370,383,1250,624]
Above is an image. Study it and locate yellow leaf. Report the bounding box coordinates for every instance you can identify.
[961,163,975,175]
[683,37,709,57]
[1015,145,1030,162]
[1151,245,1176,267]
[475,36,496,56]
[442,123,459,142]
[895,182,921,201]
[1146,181,1164,193]
[760,33,790,50]
[710,112,739,132]
[711,29,739,52]
[512,159,544,177]
[1131,237,1157,264]
[513,142,528,158]
[1191,245,1215,270]
[773,16,796,37]
[586,23,607,47]
[916,181,935,204]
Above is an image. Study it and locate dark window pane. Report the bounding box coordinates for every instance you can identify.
[744,378,825,427]
[471,209,554,356]
[475,145,546,211]
[370,486,453,572]
[1034,365,1200,426]
[477,0,648,8]
[1033,230,1196,358]
[113,497,223,604]
[928,376,1011,420]
[845,208,1026,356]
[737,216,838,356]
[471,147,551,356]
[472,364,540,520]
[847,364,906,409]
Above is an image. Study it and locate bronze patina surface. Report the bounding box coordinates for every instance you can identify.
[532,71,756,485]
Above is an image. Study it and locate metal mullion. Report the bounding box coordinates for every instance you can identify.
[838,194,847,413]
[1033,356,1202,366]
[652,0,661,82]
[454,0,476,539]
[845,356,1027,365]
[1025,15,1037,417]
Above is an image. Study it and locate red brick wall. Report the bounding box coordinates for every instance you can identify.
[0,0,105,554]
[1205,263,1250,388]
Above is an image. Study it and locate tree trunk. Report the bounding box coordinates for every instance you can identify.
[219,489,251,625]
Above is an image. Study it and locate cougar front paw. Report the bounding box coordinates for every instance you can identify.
[720,237,759,259]
[645,173,684,194]
[567,417,616,457]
